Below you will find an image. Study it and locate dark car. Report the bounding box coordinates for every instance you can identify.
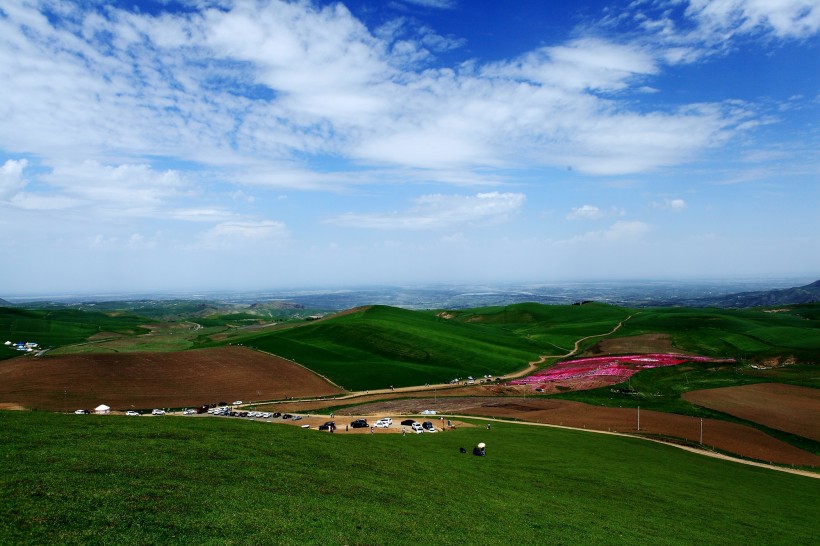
[318,421,335,431]
[422,421,434,430]
[400,419,416,426]
[350,418,368,428]
[218,401,228,406]
[272,412,282,418]
[282,413,293,420]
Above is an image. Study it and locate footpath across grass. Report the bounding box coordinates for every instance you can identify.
[1,411,817,545]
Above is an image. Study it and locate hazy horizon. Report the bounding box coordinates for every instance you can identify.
[4,275,815,303]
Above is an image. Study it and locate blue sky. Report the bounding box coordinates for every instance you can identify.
[1,0,818,295]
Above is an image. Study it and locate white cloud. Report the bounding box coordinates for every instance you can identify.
[0,0,752,186]
[568,220,651,243]
[199,220,289,248]
[657,198,688,211]
[400,0,458,9]
[685,0,820,40]
[0,159,28,201]
[567,205,604,220]
[328,192,525,230]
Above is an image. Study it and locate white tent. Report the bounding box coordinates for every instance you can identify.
[94,404,110,414]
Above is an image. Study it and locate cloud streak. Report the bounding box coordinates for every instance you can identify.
[328,192,525,230]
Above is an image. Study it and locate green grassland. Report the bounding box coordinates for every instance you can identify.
[2,411,818,545]
[606,306,820,361]
[216,305,554,390]
[0,307,149,361]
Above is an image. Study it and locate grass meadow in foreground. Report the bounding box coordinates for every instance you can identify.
[1,412,817,545]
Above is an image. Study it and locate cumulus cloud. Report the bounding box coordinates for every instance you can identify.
[0,0,755,187]
[655,198,688,211]
[0,159,28,201]
[567,204,604,220]
[328,192,525,230]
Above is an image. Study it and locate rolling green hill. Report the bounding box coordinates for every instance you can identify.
[609,306,820,361]
[0,307,149,360]
[1,411,817,545]
[226,305,558,390]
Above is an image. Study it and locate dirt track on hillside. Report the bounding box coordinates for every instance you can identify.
[0,347,343,411]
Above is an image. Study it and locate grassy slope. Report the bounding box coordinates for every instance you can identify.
[0,307,149,361]
[440,302,632,354]
[1,411,817,545]
[225,305,553,390]
[610,306,820,361]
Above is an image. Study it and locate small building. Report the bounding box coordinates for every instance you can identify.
[94,404,111,414]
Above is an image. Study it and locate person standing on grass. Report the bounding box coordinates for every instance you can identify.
[487,423,491,430]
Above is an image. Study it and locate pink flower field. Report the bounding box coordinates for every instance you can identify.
[509,353,733,391]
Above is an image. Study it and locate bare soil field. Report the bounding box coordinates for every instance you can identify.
[0,347,343,411]
[683,383,820,441]
[582,333,679,356]
[327,397,820,467]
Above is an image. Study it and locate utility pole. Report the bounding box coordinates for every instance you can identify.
[700,418,703,445]
[637,405,640,432]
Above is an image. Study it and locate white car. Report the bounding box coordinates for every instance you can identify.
[232,400,243,405]
[374,418,392,428]
[411,423,424,434]
[125,411,140,416]
[182,409,196,415]
[151,409,166,416]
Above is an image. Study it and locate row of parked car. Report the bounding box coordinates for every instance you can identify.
[318,417,437,433]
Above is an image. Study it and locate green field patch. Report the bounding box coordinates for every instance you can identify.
[1,411,817,545]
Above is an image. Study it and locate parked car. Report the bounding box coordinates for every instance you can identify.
[411,423,424,434]
[282,413,293,420]
[374,418,392,428]
[182,409,196,415]
[125,411,140,416]
[422,421,436,432]
[151,409,165,416]
[350,418,368,428]
[318,421,335,431]
[292,415,302,421]
[232,400,243,405]
[74,409,89,414]
[272,412,282,418]
[400,419,416,426]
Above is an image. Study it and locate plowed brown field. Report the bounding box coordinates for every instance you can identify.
[683,383,820,441]
[0,347,344,411]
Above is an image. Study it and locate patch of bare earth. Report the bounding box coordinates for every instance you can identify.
[583,333,679,356]
[683,383,820,441]
[0,346,343,411]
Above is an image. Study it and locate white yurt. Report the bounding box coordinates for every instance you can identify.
[94,404,111,414]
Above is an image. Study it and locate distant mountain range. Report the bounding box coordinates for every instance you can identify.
[695,279,820,308]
